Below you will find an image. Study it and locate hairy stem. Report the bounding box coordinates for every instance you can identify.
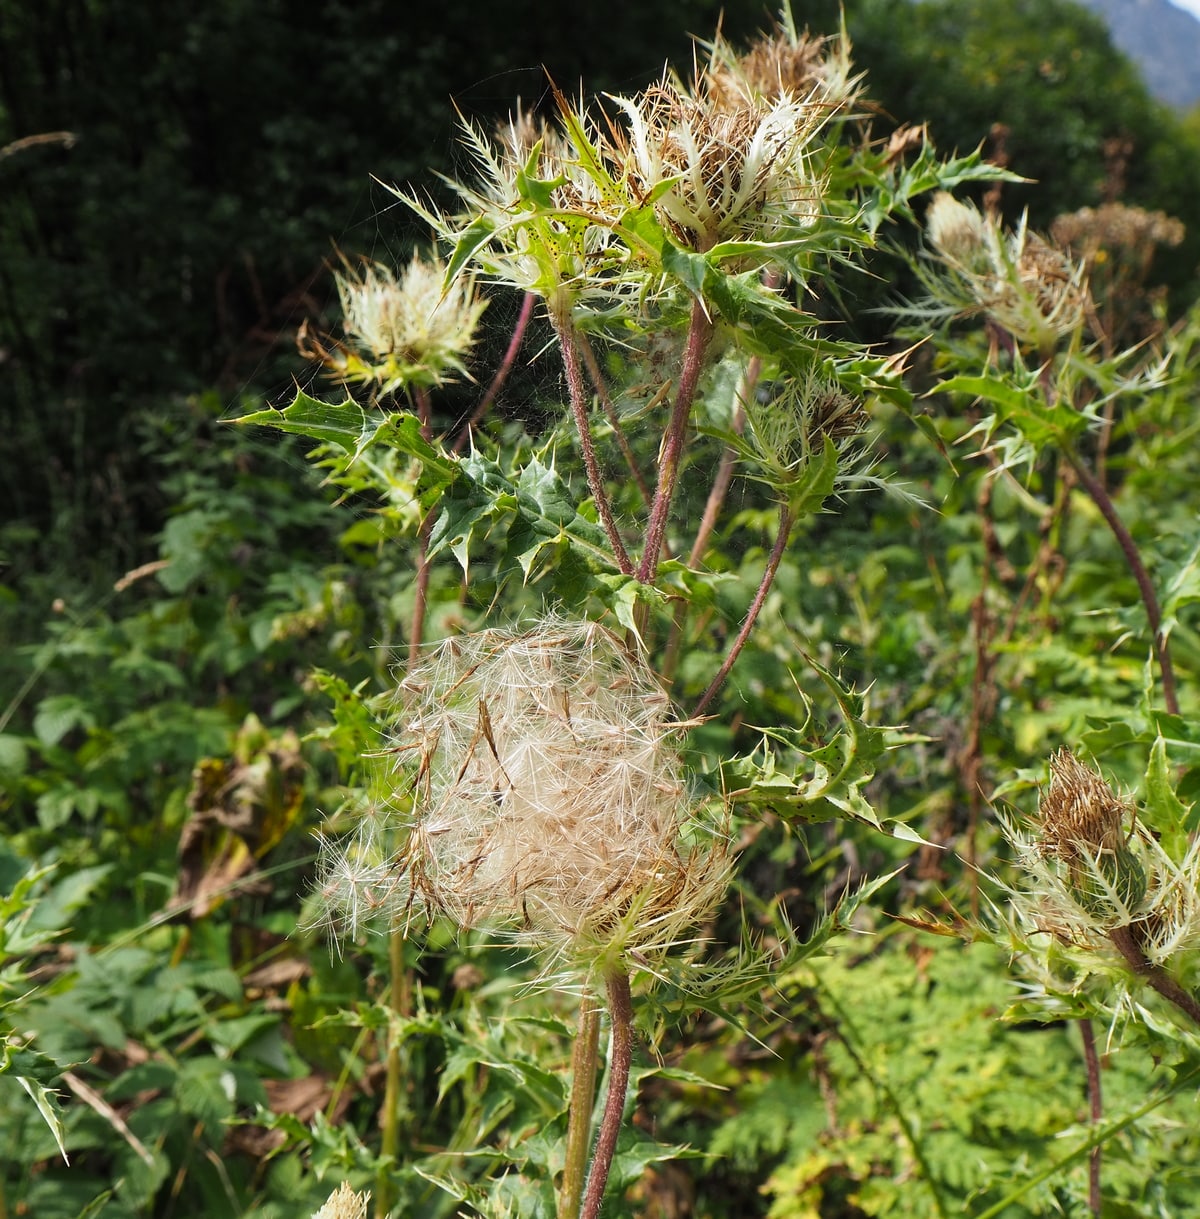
[1109,923,1200,1026]
[559,996,602,1219]
[637,299,715,583]
[452,290,534,453]
[551,300,634,575]
[408,387,435,667]
[1061,445,1179,716]
[580,971,634,1219]
[693,503,794,717]
[1078,1018,1103,1216]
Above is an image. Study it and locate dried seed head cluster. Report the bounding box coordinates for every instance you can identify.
[923,191,1089,352]
[1005,751,1200,969]
[319,619,731,976]
[302,253,487,394]
[400,24,856,305]
[703,24,858,111]
[1050,202,1185,263]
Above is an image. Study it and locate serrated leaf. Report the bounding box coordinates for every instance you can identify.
[1144,735,1193,854]
[16,1072,68,1163]
[235,391,368,450]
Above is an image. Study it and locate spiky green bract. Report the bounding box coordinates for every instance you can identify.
[996,751,1200,1021]
[912,191,1089,354]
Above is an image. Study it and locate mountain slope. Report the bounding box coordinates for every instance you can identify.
[1075,0,1200,107]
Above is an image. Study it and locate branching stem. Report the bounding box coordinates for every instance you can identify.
[693,502,794,717]
[1061,444,1179,716]
[552,300,634,575]
[1108,923,1200,1026]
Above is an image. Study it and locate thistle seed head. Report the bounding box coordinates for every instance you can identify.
[322,618,731,977]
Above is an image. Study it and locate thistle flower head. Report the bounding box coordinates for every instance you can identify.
[319,618,731,980]
[303,252,486,394]
[701,20,860,114]
[608,80,827,253]
[742,368,869,495]
[312,1182,369,1219]
[1003,751,1200,972]
[922,192,1089,352]
[406,103,637,308]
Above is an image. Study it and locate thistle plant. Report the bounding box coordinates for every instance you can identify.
[242,9,1007,1215]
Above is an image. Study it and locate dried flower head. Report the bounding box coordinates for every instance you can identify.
[701,20,860,114]
[312,253,486,394]
[1004,751,1200,972]
[312,1182,369,1219]
[922,192,1089,352]
[1050,202,1184,262]
[318,619,731,978]
[608,80,827,252]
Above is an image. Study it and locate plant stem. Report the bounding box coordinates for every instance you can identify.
[1078,1018,1103,1216]
[1061,444,1179,716]
[559,995,602,1219]
[452,291,534,453]
[580,971,634,1219]
[1108,923,1200,1026]
[376,928,411,1219]
[693,503,794,717]
[408,386,435,668]
[551,300,634,575]
[637,299,715,583]
[577,330,655,510]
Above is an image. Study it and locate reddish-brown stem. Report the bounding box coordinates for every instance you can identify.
[637,299,715,583]
[693,503,795,717]
[1061,446,1179,716]
[577,330,655,510]
[1109,923,1200,1026]
[580,971,633,1219]
[408,386,435,668]
[452,291,534,454]
[551,302,634,575]
[1078,1018,1103,1216]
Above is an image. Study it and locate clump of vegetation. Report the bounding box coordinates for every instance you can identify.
[3,3,1200,1218]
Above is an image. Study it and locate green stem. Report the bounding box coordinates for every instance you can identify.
[551,299,634,575]
[580,971,634,1219]
[972,1061,1200,1219]
[637,299,715,583]
[376,929,411,1219]
[559,995,602,1219]
[693,503,794,717]
[1060,443,1179,716]
[818,976,951,1219]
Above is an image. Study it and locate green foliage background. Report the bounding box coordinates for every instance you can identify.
[3,0,1200,1216]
